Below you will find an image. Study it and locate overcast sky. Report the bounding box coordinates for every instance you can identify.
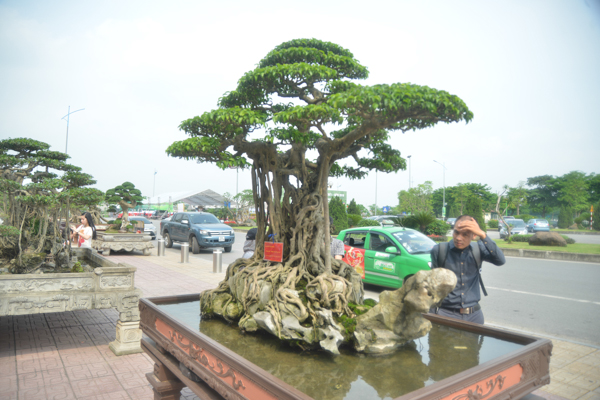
[1,0,599,209]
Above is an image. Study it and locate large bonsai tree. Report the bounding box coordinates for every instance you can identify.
[105,182,144,230]
[0,138,102,272]
[167,39,472,352]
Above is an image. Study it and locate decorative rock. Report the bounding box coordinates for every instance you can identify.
[254,311,278,336]
[353,269,457,355]
[529,232,567,247]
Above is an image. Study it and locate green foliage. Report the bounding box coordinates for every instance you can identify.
[357,219,380,227]
[328,196,348,234]
[347,199,360,215]
[347,214,362,227]
[558,207,573,229]
[403,212,436,232]
[0,225,21,237]
[575,212,590,226]
[71,261,83,273]
[397,181,433,215]
[425,220,451,236]
[488,219,499,228]
[105,182,143,208]
[464,196,486,232]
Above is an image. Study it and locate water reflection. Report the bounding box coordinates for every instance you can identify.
[157,301,523,400]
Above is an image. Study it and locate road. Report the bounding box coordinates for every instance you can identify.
[151,221,600,347]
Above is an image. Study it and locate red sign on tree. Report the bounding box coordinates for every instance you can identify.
[264,242,284,262]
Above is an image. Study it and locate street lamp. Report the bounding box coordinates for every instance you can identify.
[407,155,412,189]
[433,160,447,221]
[61,106,85,154]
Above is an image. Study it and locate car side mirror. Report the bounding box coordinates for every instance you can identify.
[181,219,189,225]
[385,246,399,254]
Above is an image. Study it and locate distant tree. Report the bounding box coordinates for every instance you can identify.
[557,171,588,214]
[587,173,600,204]
[526,175,559,218]
[347,198,361,215]
[105,182,144,230]
[464,195,486,232]
[357,203,369,216]
[233,189,254,224]
[558,207,573,229]
[397,181,433,215]
[451,184,471,215]
[329,196,348,234]
[507,182,528,215]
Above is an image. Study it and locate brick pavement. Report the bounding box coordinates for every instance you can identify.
[0,250,598,399]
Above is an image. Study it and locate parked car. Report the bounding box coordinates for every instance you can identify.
[499,219,528,238]
[526,219,550,233]
[129,216,157,240]
[161,212,235,253]
[446,218,457,228]
[336,226,434,289]
[497,216,516,231]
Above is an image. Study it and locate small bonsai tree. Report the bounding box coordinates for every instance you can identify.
[105,182,144,230]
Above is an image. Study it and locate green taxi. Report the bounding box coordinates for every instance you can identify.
[336,226,435,289]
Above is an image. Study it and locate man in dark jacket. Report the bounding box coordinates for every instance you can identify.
[430,215,505,324]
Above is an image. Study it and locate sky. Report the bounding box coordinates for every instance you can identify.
[1,0,599,210]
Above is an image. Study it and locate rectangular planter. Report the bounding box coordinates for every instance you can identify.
[93,232,154,256]
[139,294,552,400]
[0,248,143,355]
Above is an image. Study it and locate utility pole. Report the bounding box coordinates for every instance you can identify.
[407,155,412,189]
[61,106,85,154]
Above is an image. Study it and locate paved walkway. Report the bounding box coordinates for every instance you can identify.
[1,251,598,399]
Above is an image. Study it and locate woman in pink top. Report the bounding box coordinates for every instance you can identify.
[70,212,97,248]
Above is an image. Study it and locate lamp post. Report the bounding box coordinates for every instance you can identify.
[61,106,85,154]
[407,155,412,189]
[433,160,447,221]
[153,170,157,197]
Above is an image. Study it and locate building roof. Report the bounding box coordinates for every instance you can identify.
[146,189,229,207]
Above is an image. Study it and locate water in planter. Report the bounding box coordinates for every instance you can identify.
[158,300,524,400]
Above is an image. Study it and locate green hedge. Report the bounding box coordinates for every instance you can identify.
[425,220,451,236]
[487,220,499,228]
[508,234,575,244]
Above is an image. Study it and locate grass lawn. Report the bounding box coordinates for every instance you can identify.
[495,241,600,254]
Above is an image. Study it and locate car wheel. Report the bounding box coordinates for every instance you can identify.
[164,232,173,248]
[224,246,232,253]
[190,236,200,254]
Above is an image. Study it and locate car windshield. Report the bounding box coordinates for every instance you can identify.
[508,220,526,227]
[131,217,151,223]
[392,230,436,255]
[536,220,549,224]
[190,214,220,224]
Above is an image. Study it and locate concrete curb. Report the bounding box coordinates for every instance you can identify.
[501,248,600,263]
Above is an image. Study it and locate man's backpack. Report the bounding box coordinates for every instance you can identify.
[436,242,488,296]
